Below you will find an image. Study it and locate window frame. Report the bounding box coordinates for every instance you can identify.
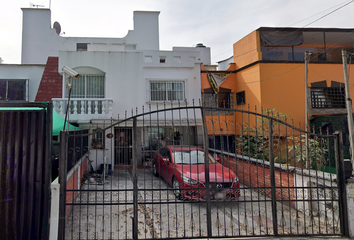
[0,79,29,101]
[236,91,246,106]
[67,74,105,99]
[202,87,233,109]
[149,80,186,102]
[92,128,105,149]
[310,87,345,109]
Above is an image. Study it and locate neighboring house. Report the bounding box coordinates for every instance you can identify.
[217,56,233,71]
[21,8,160,64]
[0,64,45,102]
[17,8,212,169]
[201,27,354,140]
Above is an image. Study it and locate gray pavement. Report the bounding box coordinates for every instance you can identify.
[64,168,345,240]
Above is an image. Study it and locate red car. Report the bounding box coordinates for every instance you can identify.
[152,145,240,200]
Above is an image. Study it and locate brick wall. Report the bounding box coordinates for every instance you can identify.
[219,155,295,206]
[35,57,62,102]
[65,157,88,216]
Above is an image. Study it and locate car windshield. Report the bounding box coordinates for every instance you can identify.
[172,150,216,164]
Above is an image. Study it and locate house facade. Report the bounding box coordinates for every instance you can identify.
[201,27,354,139]
[0,64,45,102]
[14,8,211,169]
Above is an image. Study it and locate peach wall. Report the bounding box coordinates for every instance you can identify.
[259,62,354,129]
[201,63,263,136]
[233,30,262,69]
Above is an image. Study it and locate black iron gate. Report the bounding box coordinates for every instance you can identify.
[58,104,348,239]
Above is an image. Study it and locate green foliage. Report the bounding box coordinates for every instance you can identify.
[287,135,328,169]
[237,108,288,162]
[238,108,329,169]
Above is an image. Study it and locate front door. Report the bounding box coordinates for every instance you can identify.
[114,127,132,165]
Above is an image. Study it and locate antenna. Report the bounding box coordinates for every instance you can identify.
[53,21,61,35]
[29,2,45,8]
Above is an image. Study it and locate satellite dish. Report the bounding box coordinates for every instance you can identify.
[53,21,61,35]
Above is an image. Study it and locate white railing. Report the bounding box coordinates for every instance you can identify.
[52,98,113,121]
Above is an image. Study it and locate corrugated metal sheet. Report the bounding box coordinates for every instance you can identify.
[0,102,52,240]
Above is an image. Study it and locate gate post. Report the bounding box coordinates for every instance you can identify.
[268,118,278,235]
[334,131,349,236]
[201,107,212,238]
[58,131,68,240]
[132,117,138,240]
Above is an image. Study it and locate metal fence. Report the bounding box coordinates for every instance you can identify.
[0,102,52,240]
[58,104,348,239]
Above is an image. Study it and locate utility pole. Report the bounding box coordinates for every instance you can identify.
[342,49,354,164]
[304,51,310,169]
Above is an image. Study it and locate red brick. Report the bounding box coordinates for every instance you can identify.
[35,57,62,102]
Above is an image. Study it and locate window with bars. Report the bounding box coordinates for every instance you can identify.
[68,74,105,113]
[203,92,233,108]
[236,91,245,105]
[92,128,105,149]
[150,81,185,102]
[0,79,28,101]
[310,87,345,108]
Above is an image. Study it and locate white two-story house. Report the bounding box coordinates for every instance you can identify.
[18,8,211,169]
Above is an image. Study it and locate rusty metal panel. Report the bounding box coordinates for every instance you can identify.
[0,102,52,240]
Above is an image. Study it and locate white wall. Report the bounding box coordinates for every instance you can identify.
[21,9,160,64]
[173,46,211,65]
[58,49,203,121]
[347,180,354,237]
[217,56,234,70]
[0,64,45,102]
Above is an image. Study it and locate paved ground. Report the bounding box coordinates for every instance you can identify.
[64,168,342,240]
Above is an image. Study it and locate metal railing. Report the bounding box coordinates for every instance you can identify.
[311,88,345,109]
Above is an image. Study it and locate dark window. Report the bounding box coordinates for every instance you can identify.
[203,92,233,108]
[77,43,88,51]
[311,88,345,108]
[236,91,245,105]
[0,79,27,101]
[160,57,166,63]
[92,128,105,149]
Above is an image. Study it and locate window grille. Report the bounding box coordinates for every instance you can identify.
[311,87,345,108]
[150,81,185,102]
[92,128,105,149]
[69,74,105,113]
[236,91,245,105]
[202,92,233,109]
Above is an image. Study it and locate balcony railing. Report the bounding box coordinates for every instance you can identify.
[52,98,113,121]
[310,88,345,109]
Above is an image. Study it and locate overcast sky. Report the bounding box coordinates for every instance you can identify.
[1,0,354,64]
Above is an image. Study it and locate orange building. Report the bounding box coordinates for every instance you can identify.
[202,27,354,137]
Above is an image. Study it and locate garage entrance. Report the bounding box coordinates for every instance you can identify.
[58,105,348,239]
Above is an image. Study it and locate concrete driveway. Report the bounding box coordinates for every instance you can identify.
[64,168,340,239]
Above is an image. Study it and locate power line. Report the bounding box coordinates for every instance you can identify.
[212,0,354,63]
[214,27,354,86]
[302,0,354,28]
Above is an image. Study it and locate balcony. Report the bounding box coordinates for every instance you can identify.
[308,88,346,115]
[310,88,345,109]
[52,98,113,122]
